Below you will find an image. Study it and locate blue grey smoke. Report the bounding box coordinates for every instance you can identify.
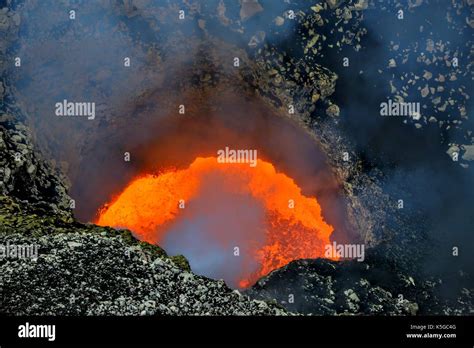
[161,172,267,288]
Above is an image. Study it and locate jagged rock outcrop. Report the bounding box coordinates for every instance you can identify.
[0,196,288,315]
[0,114,72,215]
[245,255,473,315]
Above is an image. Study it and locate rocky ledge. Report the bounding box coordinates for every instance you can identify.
[245,256,472,316]
[0,197,288,316]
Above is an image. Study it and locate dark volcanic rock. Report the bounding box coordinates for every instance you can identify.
[0,197,289,316]
[0,112,72,216]
[245,255,473,315]
[245,258,419,315]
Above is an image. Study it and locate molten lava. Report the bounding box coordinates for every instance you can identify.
[96,157,335,288]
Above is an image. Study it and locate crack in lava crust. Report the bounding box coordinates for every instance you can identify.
[96,157,336,288]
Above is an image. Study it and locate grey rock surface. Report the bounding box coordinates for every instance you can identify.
[0,228,288,315]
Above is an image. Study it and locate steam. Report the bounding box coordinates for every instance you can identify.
[161,172,266,288]
[7,0,350,237]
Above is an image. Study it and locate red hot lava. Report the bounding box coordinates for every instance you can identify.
[96,156,336,288]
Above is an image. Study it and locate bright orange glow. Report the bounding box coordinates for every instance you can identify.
[96,157,335,287]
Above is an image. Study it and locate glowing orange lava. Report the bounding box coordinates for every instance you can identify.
[96,157,335,287]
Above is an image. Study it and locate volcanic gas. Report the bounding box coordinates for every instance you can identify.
[96,156,336,288]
